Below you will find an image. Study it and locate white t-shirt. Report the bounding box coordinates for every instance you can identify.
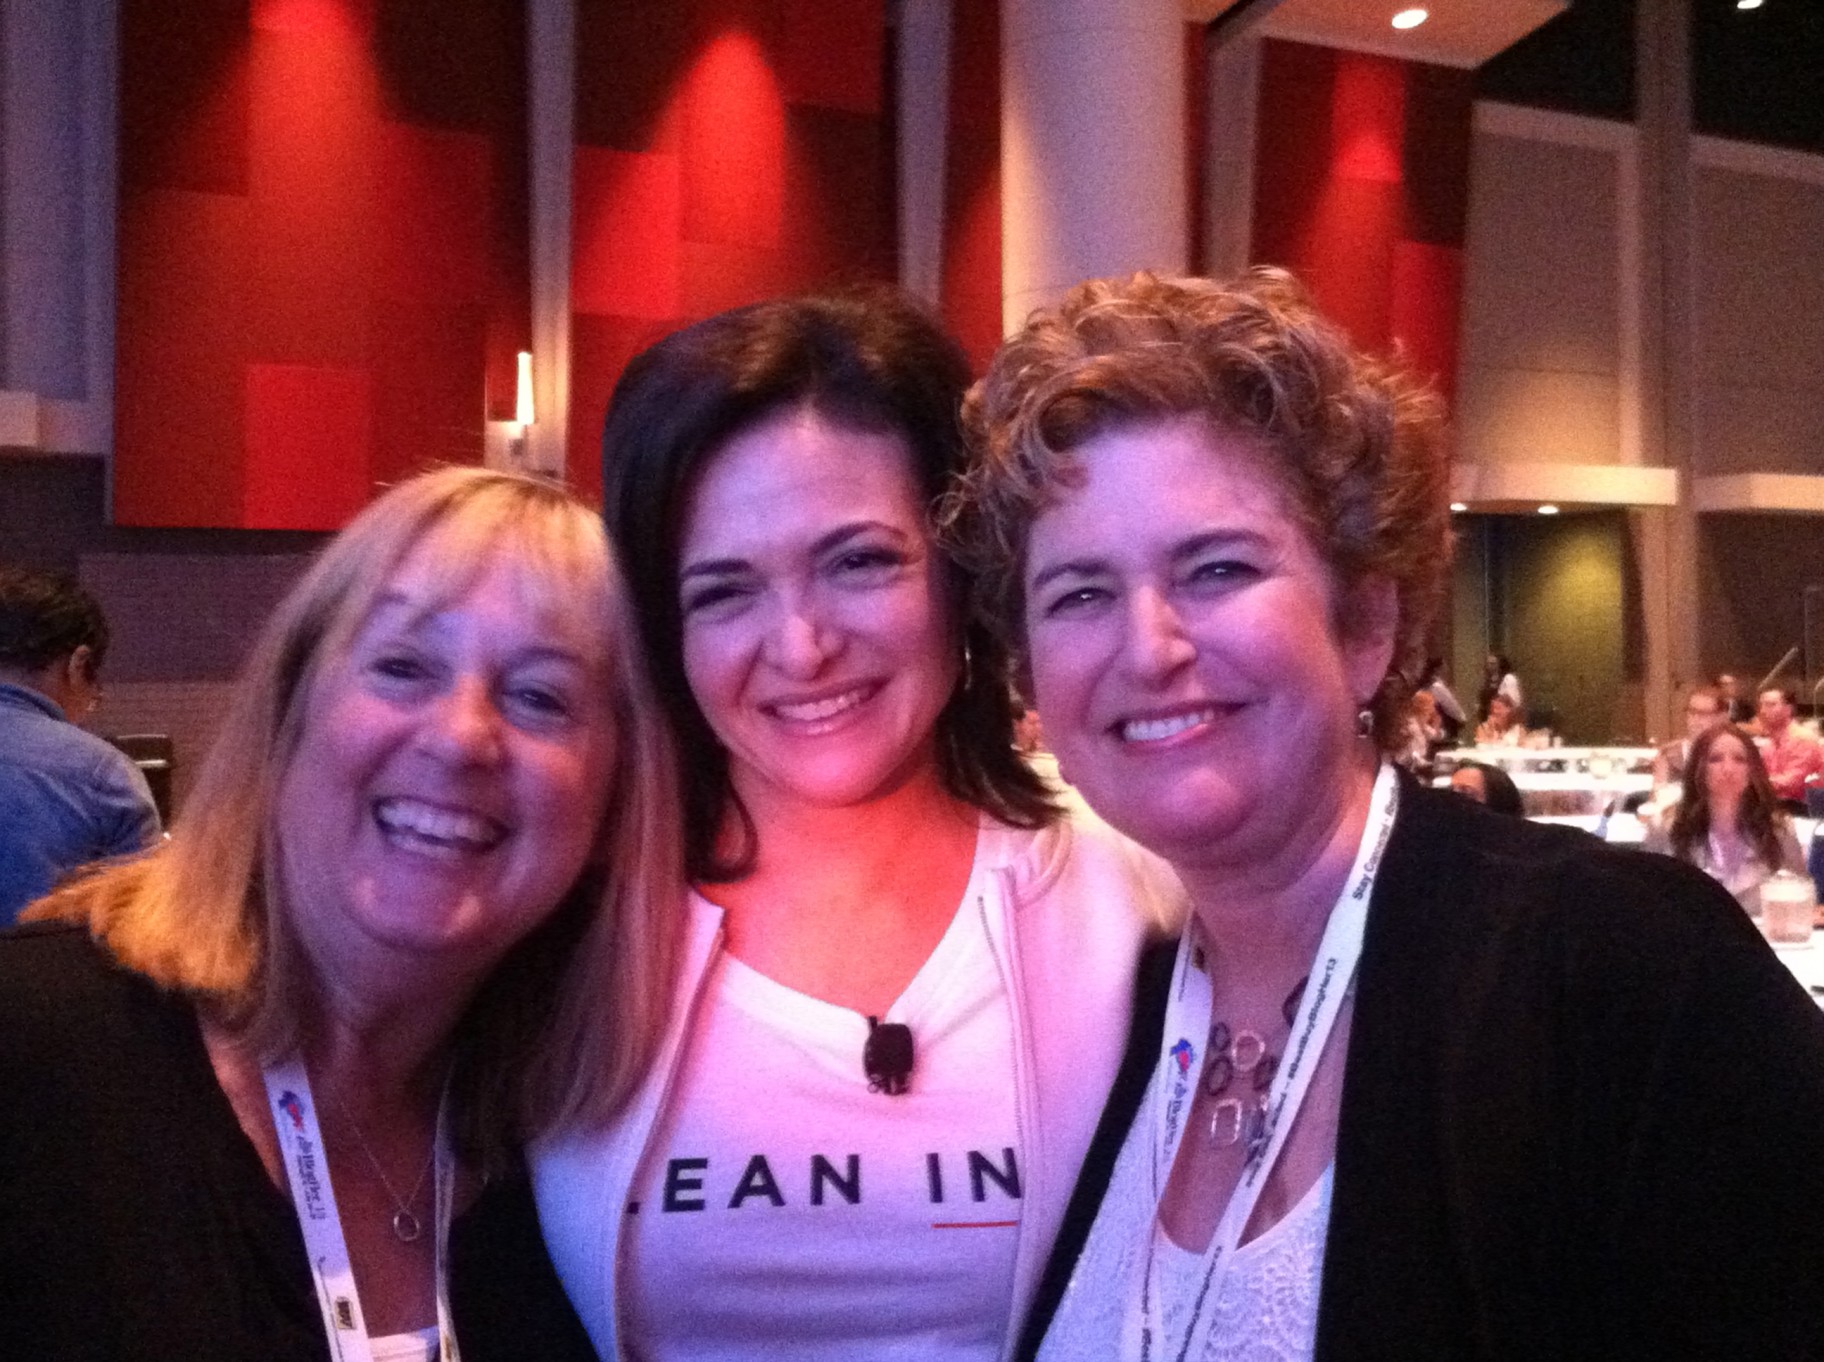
[622,827,1026,1360]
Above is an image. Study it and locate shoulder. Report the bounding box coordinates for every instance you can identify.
[992,802,1187,937]
[0,923,176,1060]
[1374,781,1790,1012]
[1392,779,1721,908]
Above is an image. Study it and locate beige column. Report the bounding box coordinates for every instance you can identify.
[1000,0,1187,332]
[527,0,574,479]
[1630,0,1700,741]
[897,0,953,307]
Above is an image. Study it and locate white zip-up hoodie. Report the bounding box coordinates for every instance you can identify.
[532,808,1183,1362]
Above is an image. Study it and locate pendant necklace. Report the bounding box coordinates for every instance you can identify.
[1201,976,1307,1157]
[328,1085,437,1243]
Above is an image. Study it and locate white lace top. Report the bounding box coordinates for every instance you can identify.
[1157,1165,1332,1362]
[1035,1069,1332,1362]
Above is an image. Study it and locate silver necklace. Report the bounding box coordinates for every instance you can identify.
[1201,976,1307,1158]
[327,1085,436,1243]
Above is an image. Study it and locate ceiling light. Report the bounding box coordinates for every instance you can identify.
[1449,502,1468,513]
[1391,8,1429,29]
[1537,504,1560,515]
[1736,0,1763,9]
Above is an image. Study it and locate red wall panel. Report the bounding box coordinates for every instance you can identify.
[1390,240,1464,404]
[781,0,885,114]
[114,190,251,527]
[242,363,373,529]
[371,303,490,482]
[567,312,675,507]
[1252,39,1470,403]
[374,124,491,306]
[941,0,1003,369]
[120,0,251,195]
[572,148,683,320]
[570,0,901,489]
[115,0,530,528]
[680,28,788,249]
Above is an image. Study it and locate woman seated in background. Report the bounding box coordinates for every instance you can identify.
[2,468,679,1362]
[1645,721,1803,914]
[954,267,1824,1361]
[533,290,1179,1361]
[1472,691,1525,745]
[1396,690,1442,774]
[1447,759,1526,816]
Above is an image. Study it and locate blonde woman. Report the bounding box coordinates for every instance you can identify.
[2,468,682,1362]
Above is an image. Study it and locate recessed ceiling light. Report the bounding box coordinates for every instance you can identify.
[1537,504,1560,515]
[1391,8,1429,29]
[1736,0,1764,9]
[1449,502,1468,513]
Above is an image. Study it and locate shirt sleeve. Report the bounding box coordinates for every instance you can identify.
[91,748,163,856]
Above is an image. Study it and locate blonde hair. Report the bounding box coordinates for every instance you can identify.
[951,268,1451,751]
[28,467,684,1165]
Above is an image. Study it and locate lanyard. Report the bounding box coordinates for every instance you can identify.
[1123,762,1399,1362]
[261,1057,461,1362]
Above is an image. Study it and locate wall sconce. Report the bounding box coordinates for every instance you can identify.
[486,350,545,474]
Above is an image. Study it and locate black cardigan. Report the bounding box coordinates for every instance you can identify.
[1021,781,1824,1361]
[0,923,599,1362]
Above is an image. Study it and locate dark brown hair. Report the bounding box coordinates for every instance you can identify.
[1669,722,1788,870]
[602,290,1056,881]
[0,565,110,674]
[949,268,1450,751]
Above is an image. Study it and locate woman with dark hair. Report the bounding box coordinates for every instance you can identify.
[1645,722,1803,914]
[1447,760,1525,817]
[533,291,1179,1362]
[954,268,1824,1360]
[1477,651,1522,723]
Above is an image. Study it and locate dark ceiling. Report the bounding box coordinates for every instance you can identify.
[1476,0,1823,153]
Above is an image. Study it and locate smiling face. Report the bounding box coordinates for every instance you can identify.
[1022,416,1395,871]
[275,540,617,978]
[677,405,958,815]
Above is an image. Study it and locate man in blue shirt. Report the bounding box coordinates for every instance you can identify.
[0,566,161,923]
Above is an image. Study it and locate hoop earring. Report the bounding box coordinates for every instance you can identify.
[960,639,974,695]
[1355,705,1375,739]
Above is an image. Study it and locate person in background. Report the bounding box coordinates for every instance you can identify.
[955,267,1824,1361]
[1473,692,1525,746]
[1751,687,1823,808]
[1651,684,1724,792]
[1399,691,1443,775]
[1644,722,1804,916]
[534,291,1180,1362]
[1715,672,1754,726]
[1447,760,1525,817]
[0,566,161,925]
[2,468,679,1362]
[1418,658,1465,744]
[1476,652,1522,723]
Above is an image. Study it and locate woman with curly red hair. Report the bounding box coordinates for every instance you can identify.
[952,267,1824,1361]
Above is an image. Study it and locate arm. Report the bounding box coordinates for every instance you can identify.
[90,749,162,858]
[1778,821,1806,874]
